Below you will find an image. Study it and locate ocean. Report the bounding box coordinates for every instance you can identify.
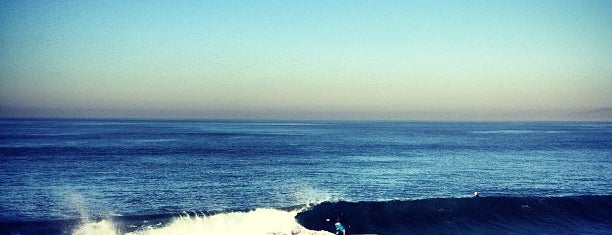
[0,119,610,235]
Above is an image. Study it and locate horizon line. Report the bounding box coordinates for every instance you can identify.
[1,106,610,122]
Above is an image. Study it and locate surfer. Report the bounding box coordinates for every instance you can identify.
[473,190,480,197]
[325,214,350,235]
[334,218,346,235]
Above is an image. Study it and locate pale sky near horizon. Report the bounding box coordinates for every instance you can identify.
[1,0,611,120]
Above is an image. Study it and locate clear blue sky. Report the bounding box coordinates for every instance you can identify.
[1,0,611,120]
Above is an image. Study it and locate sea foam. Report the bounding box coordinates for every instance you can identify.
[73,208,331,235]
[73,220,119,235]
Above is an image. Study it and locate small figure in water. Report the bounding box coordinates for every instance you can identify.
[473,190,480,197]
[326,214,349,235]
[334,218,346,235]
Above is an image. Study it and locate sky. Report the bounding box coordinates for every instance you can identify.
[1,0,611,121]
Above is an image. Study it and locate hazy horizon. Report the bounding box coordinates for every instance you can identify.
[1,1,611,121]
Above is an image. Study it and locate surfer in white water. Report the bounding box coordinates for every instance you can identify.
[474,190,480,197]
[334,218,346,235]
[326,213,350,235]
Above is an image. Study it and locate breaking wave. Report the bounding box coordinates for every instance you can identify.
[123,208,329,235]
[0,208,331,235]
[296,195,612,235]
[2,196,611,235]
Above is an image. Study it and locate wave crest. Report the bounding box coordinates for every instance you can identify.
[70,208,332,235]
[296,196,612,234]
[73,220,119,235]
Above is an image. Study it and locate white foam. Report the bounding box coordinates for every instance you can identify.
[70,208,331,235]
[128,208,331,235]
[73,220,119,235]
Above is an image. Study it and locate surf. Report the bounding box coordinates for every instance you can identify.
[2,195,611,235]
[296,195,612,235]
[123,208,330,235]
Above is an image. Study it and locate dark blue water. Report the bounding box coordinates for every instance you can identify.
[0,119,611,234]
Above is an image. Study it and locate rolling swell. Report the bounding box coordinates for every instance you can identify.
[296,195,612,235]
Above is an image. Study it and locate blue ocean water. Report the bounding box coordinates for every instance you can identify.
[0,119,611,234]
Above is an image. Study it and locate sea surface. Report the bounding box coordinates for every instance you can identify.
[0,119,611,235]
